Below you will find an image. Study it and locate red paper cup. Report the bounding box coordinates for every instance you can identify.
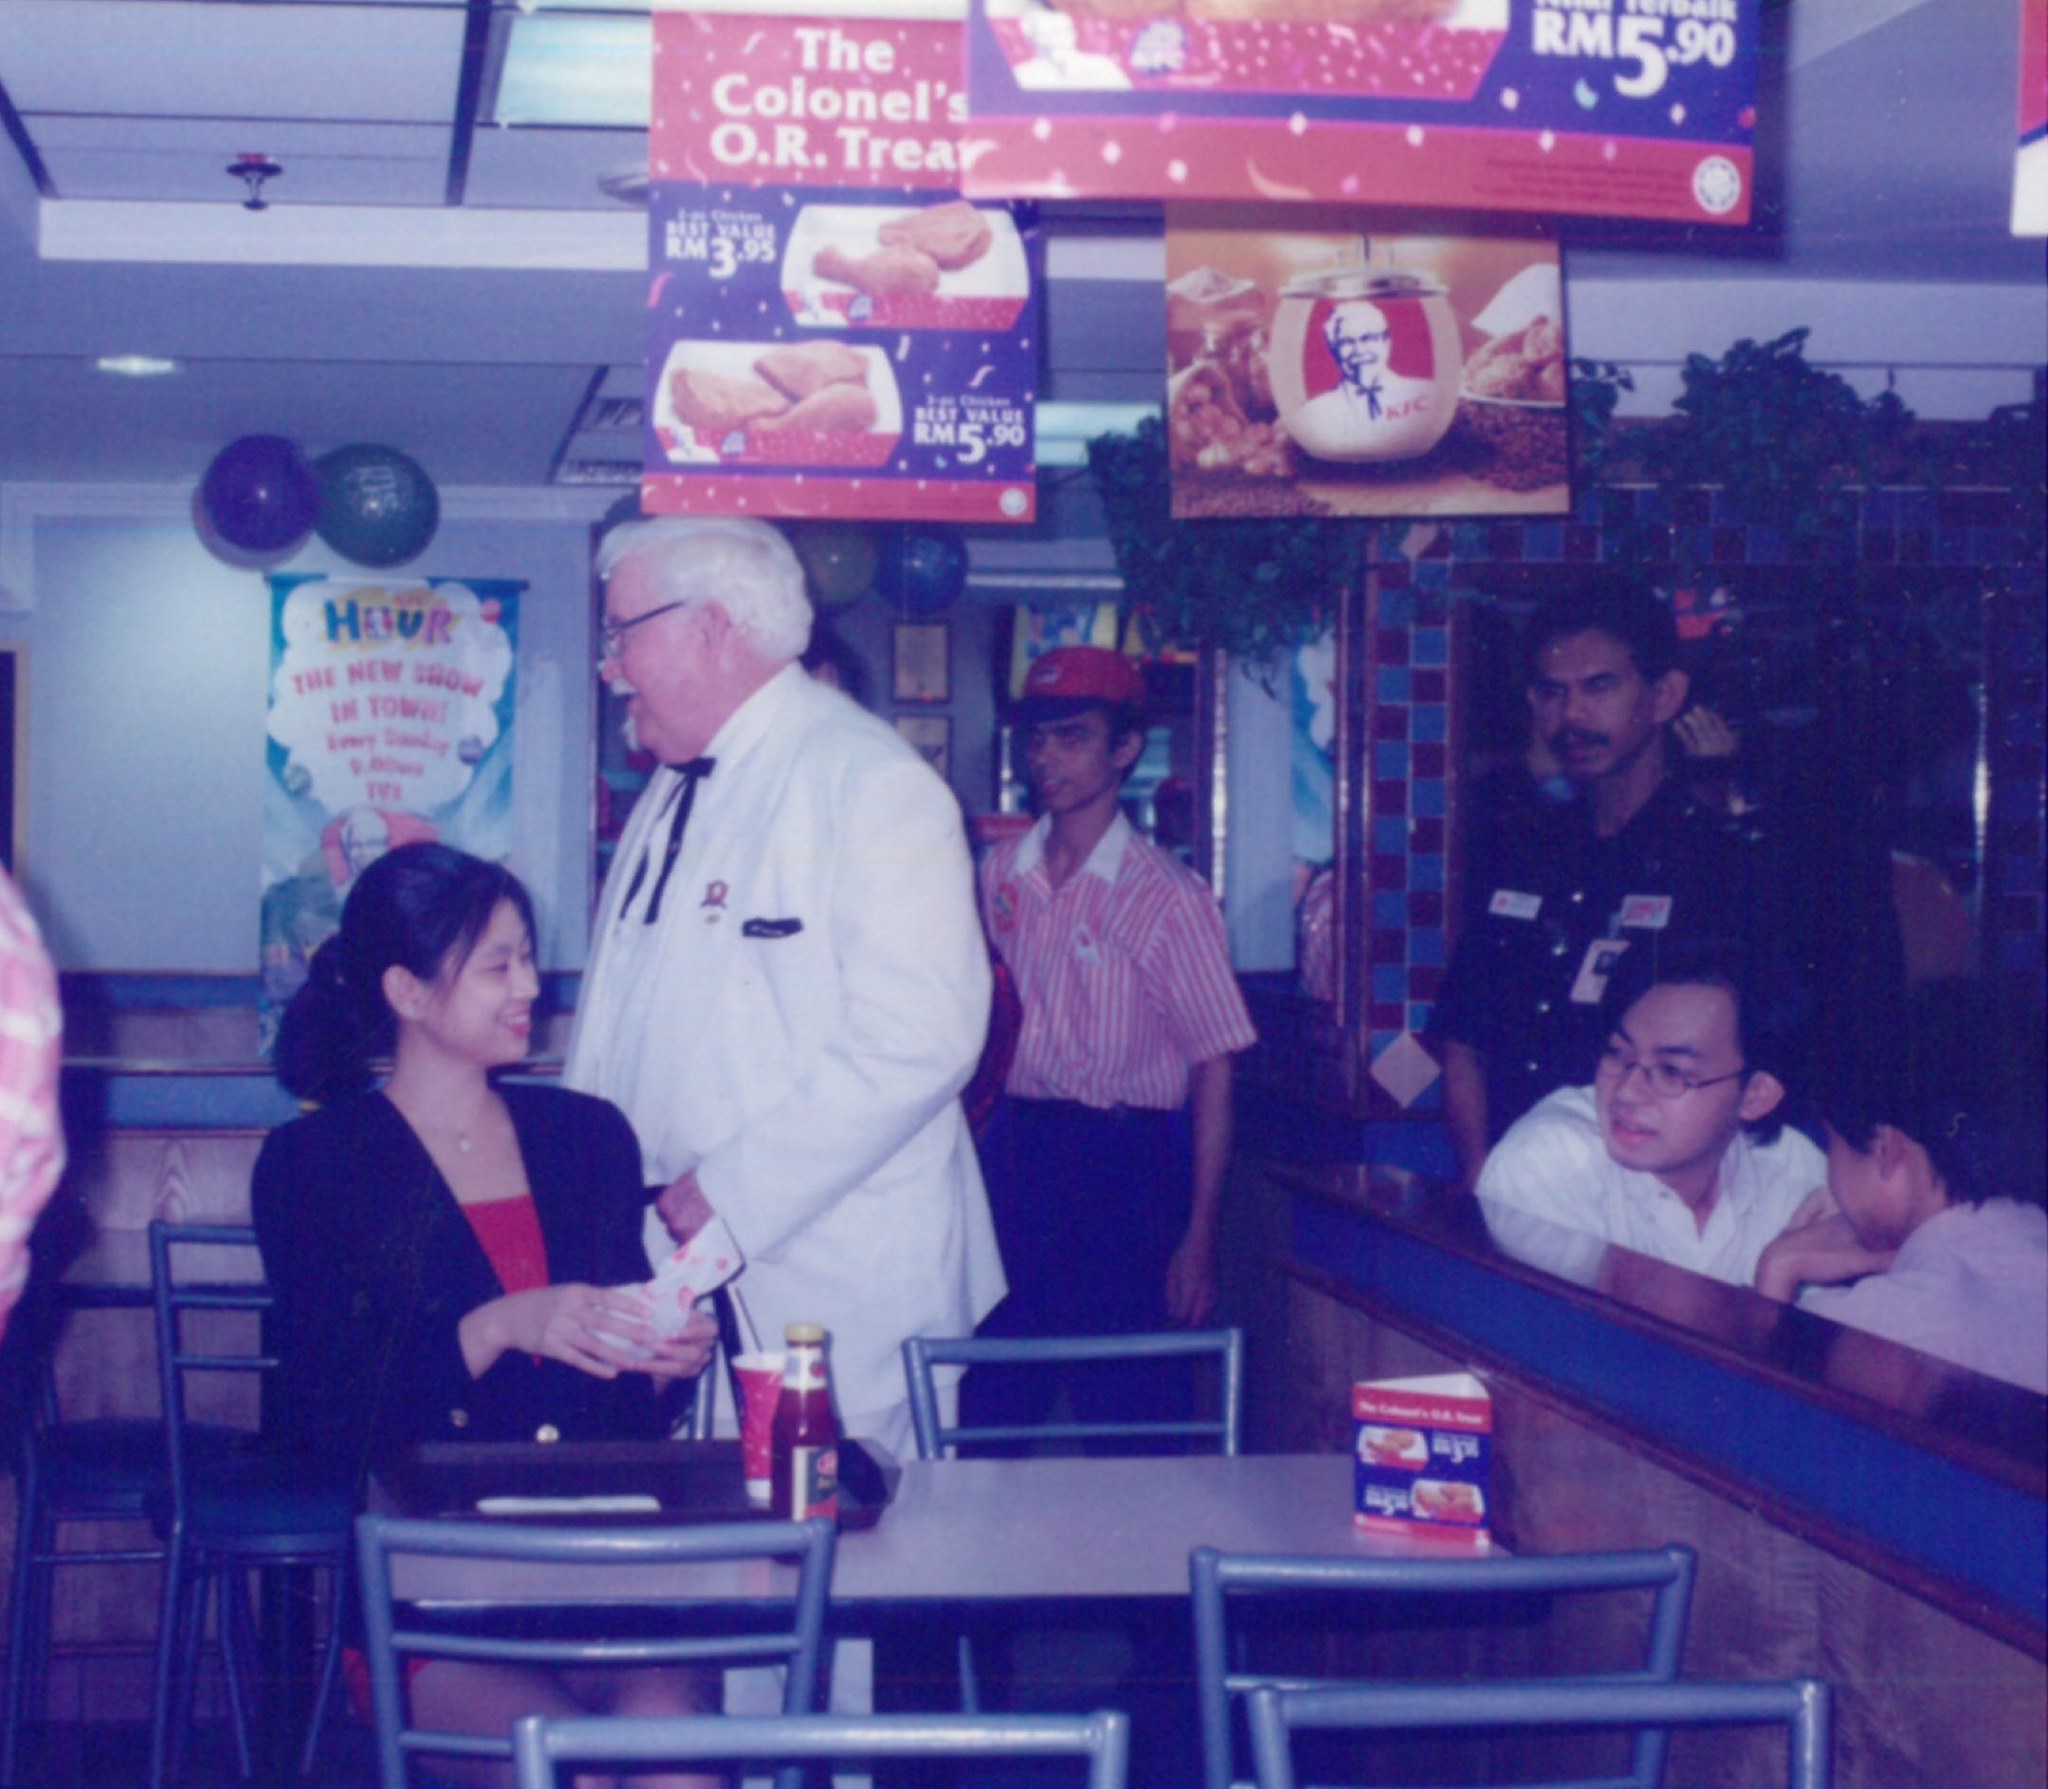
[734,1352,786,1504]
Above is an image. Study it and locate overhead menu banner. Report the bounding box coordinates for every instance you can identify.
[260,575,521,1042]
[961,0,1760,226]
[2016,0,2047,235]
[645,2,1038,522]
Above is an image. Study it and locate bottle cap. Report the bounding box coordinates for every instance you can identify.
[784,1322,827,1345]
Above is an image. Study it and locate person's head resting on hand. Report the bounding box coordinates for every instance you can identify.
[1815,978,2047,1254]
[1592,939,1812,1216]
[596,518,814,765]
[1011,646,1148,826]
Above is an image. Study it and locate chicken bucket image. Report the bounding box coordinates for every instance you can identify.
[1267,268,1464,463]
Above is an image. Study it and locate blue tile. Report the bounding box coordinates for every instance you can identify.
[1372,816,1409,855]
[1374,742,1411,779]
[1373,966,1407,1003]
[1863,489,1898,526]
[1522,521,1564,562]
[1412,853,1445,890]
[1935,529,1970,564]
[1411,930,1446,966]
[1412,779,1447,818]
[1368,1029,1402,1059]
[1375,890,1409,928]
[1377,666,1412,703]
[1747,526,1784,562]
[1896,491,1934,527]
[1413,706,1448,742]
[1413,627,1448,667]
[1380,588,1416,627]
[1408,1002,1436,1033]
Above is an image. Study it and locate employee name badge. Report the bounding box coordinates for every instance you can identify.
[1570,938,1629,1005]
[1620,894,1674,930]
[1489,889,1542,921]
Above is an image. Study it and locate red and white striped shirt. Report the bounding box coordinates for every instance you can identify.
[0,869,63,1339]
[982,814,1256,1112]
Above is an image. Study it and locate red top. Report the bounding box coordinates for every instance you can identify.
[460,1194,549,1295]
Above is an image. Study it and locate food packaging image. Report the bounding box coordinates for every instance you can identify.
[1352,1370,1492,1543]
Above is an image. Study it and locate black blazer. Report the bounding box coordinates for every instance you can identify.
[251,1082,667,1489]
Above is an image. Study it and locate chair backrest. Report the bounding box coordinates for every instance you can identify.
[510,1709,1131,1789]
[355,1512,837,1789]
[1190,1544,1698,1789]
[147,1220,273,1517]
[902,1328,1244,1460]
[1245,1677,1831,1789]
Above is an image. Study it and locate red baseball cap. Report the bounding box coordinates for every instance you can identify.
[1013,646,1147,722]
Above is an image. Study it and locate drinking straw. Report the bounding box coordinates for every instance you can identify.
[728,1282,764,1356]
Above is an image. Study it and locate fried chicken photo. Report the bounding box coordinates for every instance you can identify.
[813,242,943,300]
[877,200,993,272]
[754,383,880,434]
[753,340,869,403]
[1463,314,1566,403]
[668,368,790,437]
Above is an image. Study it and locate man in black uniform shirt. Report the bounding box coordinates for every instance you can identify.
[1430,581,1758,1189]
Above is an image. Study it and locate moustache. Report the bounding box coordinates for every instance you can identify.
[1554,728,1609,752]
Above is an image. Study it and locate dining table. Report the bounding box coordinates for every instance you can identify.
[377,1449,1495,1611]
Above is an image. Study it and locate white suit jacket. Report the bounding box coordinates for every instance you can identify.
[566,665,1004,1421]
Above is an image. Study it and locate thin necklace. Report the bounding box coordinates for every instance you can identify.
[390,1088,495,1156]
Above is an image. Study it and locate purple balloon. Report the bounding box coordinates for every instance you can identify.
[200,436,318,557]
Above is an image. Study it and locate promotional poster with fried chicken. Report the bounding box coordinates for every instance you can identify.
[643,4,1038,522]
[1166,216,1568,518]
[964,1,1760,226]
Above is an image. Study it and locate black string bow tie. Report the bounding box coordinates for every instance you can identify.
[619,757,715,925]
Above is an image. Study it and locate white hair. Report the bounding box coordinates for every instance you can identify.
[597,518,813,661]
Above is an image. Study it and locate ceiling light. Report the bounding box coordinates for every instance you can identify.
[496,14,652,128]
[597,163,651,205]
[97,355,183,378]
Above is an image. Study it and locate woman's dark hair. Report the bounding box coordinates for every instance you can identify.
[273,843,536,1102]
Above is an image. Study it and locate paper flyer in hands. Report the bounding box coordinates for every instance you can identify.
[633,1215,746,1340]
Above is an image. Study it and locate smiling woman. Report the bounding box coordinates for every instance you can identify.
[253,841,721,1782]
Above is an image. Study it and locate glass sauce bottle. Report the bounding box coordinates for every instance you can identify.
[769,1322,840,1522]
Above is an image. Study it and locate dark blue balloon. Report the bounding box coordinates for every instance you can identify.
[199,436,317,558]
[313,444,439,569]
[886,527,969,616]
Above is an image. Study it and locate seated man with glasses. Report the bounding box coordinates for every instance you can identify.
[1476,941,1824,1286]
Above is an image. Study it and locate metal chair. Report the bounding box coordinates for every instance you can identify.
[511,1708,1132,1789]
[355,1513,837,1789]
[147,1221,354,1789]
[1191,1546,1698,1789]
[1245,1678,1831,1789]
[903,1328,1245,1459]
[904,1328,1244,1715]
[2,1378,173,1783]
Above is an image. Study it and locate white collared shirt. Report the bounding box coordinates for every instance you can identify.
[1477,1085,1824,1286]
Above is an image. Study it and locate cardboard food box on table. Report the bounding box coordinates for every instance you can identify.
[1353,1371,1493,1545]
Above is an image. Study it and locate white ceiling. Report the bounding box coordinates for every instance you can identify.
[0,0,2040,491]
